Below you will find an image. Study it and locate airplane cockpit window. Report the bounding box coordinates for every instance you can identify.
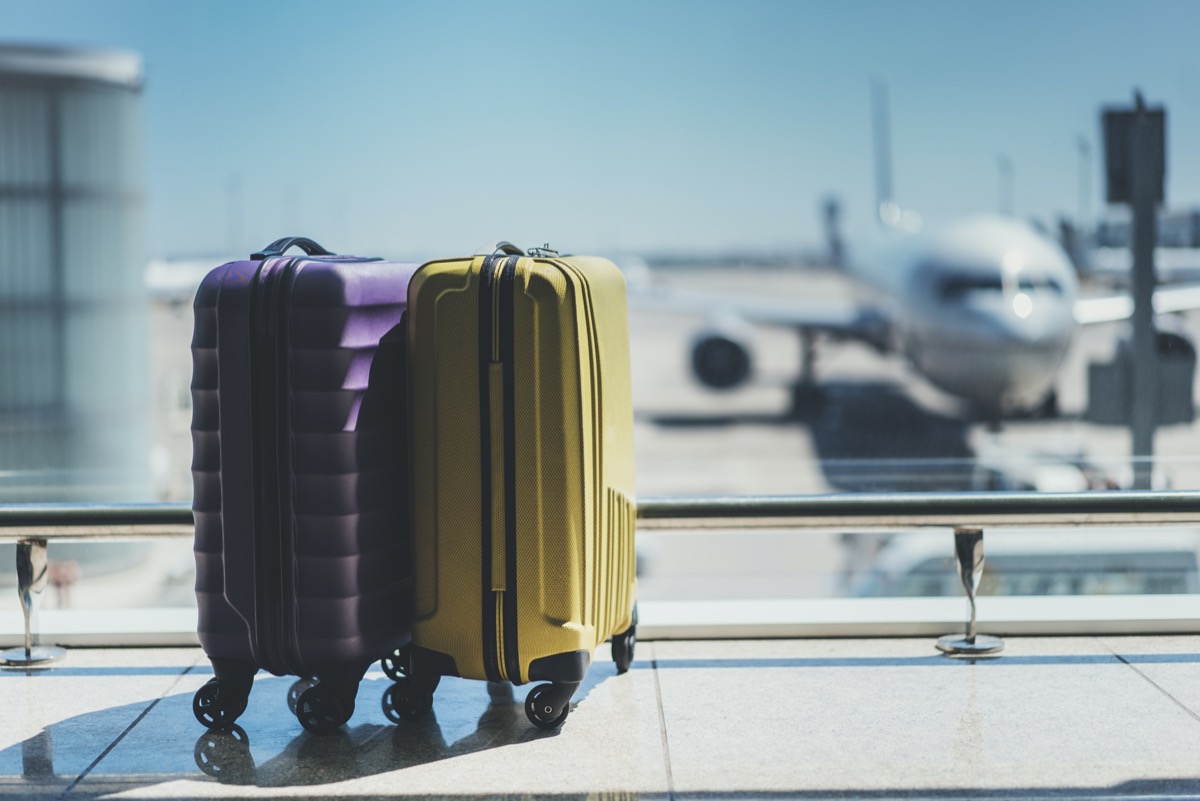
[939,273,1064,303]
[1017,276,1063,294]
[938,274,1004,301]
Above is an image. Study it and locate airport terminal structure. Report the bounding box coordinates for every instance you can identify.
[7,35,1200,801]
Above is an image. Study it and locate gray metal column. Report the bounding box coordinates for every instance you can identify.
[1102,92,1166,490]
[1129,95,1160,489]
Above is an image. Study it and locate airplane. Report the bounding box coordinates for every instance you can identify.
[633,212,1085,421]
[629,88,1200,424]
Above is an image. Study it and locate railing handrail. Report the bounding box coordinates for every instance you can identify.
[0,502,193,540]
[636,490,1200,530]
[2,491,1200,540]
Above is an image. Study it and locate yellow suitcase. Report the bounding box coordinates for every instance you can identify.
[391,243,637,729]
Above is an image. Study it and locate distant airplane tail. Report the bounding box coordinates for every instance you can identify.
[872,79,894,228]
[871,79,922,234]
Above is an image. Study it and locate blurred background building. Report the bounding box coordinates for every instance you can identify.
[0,44,152,502]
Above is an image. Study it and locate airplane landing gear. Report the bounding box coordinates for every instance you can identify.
[789,329,825,419]
[1035,389,1059,419]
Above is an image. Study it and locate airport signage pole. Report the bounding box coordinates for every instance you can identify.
[1103,92,1165,490]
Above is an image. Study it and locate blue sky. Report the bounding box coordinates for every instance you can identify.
[3,0,1199,260]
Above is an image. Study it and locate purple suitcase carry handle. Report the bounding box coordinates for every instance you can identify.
[251,237,333,261]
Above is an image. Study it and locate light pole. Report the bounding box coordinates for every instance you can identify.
[1076,135,1091,235]
[1103,91,1166,489]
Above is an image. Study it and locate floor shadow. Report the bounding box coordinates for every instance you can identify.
[0,661,619,795]
[195,678,589,788]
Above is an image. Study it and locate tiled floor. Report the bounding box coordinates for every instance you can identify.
[6,637,1200,799]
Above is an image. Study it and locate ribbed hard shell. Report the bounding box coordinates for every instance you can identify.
[407,254,636,683]
[192,256,416,675]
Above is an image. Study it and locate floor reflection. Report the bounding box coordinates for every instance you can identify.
[194,682,543,786]
[2,663,617,792]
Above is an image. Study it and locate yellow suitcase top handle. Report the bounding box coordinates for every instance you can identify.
[474,241,525,257]
[474,241,563,259]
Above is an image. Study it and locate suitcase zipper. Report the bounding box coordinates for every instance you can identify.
[249,257,300,676]
[477,254,502,683]
[499,255,521,684]
[478,253,522,683]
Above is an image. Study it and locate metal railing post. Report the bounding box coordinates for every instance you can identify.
[1,538,65,666]
[936,527,1004,656]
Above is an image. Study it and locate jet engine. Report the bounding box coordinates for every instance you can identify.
[690,323,753,390]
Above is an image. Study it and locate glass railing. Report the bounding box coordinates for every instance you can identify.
[5,491,1200,663]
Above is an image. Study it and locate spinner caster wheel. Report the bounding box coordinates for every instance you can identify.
[295,684,350,735]
[286,677,318,716]
[193,678,248,730]
[382,677,434,722]
[524,684,570,730]
[380,645,411,682]
[612,604,638,675]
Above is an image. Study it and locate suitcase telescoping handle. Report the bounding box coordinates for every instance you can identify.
[474,241,525,257]
[251,237,334,261]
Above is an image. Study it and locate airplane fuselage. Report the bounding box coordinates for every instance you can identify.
[849,215,1079,417]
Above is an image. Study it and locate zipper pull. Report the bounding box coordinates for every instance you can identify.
[527,243,559,258]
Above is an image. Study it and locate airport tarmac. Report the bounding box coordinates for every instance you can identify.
[20,261,1200,613]
[627,263,1200,600]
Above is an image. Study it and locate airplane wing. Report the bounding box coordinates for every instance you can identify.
[629,285,892,349]
[1074,282,1200,325]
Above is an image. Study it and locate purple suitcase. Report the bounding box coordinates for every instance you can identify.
[190,237,417,734]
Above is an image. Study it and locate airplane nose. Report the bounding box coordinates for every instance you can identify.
[911,287,1076,411]
[1012,292,1034,320]
[991,293,1073,346]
